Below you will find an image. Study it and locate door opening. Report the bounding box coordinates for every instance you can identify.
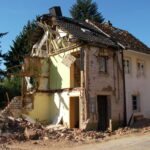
[70,97,79,128]
[97,95,109,131]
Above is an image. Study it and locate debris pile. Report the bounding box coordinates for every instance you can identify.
[0,115,105,144]
[0,116,44,144]
[0,115,150,144]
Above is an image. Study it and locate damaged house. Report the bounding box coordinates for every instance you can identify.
[90,20,150,124]
[5,7,125,130]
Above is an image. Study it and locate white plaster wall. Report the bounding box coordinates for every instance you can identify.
[49,91,80,127]
[124,50,150,122]
[49,92,69,125]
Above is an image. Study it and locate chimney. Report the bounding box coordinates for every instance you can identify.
[49,6,62,17]
[105,20,112,26]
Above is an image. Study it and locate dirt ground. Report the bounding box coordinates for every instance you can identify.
[1,129,150,150]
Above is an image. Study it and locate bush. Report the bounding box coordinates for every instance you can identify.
[0,77,21,108]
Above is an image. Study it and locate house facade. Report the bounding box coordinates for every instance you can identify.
[14,7,125,130]
[124,50,150,123]
[91,20,150,123]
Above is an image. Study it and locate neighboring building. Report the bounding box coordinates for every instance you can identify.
[8,7,125,130]
[91,20,150,123]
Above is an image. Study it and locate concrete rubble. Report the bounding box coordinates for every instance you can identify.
[0,115,150,145]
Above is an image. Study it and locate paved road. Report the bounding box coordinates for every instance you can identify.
[63,133,150,150]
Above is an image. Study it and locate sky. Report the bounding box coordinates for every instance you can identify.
[0,0,150,55]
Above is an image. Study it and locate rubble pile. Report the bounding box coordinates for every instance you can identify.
[0,116,105,143]
[0,116,44,143]
[44,128,105,142]
[0,115,150,144]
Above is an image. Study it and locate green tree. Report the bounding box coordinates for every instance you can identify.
[0,32,7,77]
[3,20,38,73]
[0,20,38,108]
[70,0,104,23]
[0,77,21,108]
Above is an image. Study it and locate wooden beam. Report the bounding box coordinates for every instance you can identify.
[7,73,48,78]
[49,44,82,56]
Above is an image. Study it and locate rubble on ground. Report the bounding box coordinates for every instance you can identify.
[0,115,150,144]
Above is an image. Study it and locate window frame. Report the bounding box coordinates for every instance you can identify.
[132,95,140,112]
[99,56,108,74]
[124,57,131,74]
[137,60,145,77]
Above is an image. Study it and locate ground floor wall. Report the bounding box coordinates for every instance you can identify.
[86,92,124,130]
[22,91,82,127]
[22,93,52,124]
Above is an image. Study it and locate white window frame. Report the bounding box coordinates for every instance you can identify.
[124,58,131,74]
[137,60,145,77]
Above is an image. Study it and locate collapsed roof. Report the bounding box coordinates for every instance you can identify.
[31,15,120,50]
[31,6,150,54]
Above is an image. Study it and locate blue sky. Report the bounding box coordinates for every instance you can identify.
[0,0,150,55]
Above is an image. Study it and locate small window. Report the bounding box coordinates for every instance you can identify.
[137,61,144,76]
[132,95,140,112]
[124,58,131,74]
[99,56,107,73]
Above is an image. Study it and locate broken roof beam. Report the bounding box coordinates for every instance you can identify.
[48,44,82,56]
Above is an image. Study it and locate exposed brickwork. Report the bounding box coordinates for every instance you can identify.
[0,96,22,117]
[85,46,124,130]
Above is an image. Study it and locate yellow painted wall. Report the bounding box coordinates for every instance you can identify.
[50,53,70,89]
[23,93,51,123]
[23,92,70,126]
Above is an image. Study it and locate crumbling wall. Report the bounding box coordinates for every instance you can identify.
[85,46,124,129]
[1,96,22,118]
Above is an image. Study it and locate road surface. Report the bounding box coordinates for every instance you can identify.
[5,132,150,150]
[62,132,150,150]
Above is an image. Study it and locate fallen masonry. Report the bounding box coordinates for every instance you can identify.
[0,115,150,144]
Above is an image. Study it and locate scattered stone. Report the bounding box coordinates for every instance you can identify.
[0,115,150,144]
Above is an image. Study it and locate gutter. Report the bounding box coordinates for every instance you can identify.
[121,50,127,126]
[125,49,150,56]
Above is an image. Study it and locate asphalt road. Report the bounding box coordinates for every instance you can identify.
[63,132,150,150]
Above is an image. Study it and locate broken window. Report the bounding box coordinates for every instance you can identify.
[132,95,140,112]
[137,61,144,76]
[99,56,107,73]
[124,58,131,74]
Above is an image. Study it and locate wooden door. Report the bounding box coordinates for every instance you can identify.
[70,97,79,128]
[97,95,108,131]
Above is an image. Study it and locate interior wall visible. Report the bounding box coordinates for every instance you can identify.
[23,92,70,125]
[49,92,70,126]
[50,53,70,89]
[23,92,52,123]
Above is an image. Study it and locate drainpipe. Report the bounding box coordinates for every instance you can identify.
[121,50,127,126]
